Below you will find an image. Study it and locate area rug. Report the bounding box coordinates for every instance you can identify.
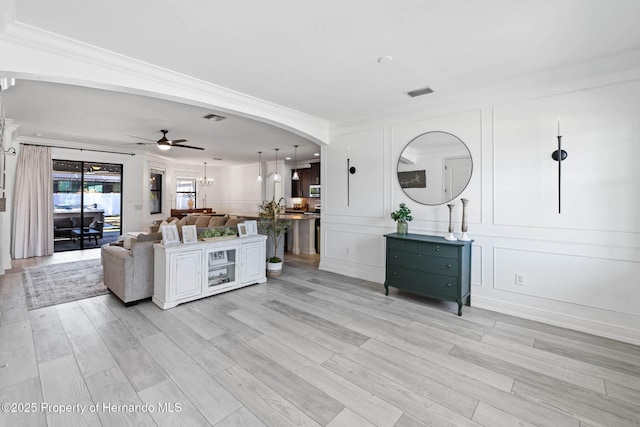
[22,259,107,310]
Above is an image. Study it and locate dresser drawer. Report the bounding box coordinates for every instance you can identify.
[388,250,460,275]
[387,238,420,253]
[386,266,458,298]
[419,242,458,258]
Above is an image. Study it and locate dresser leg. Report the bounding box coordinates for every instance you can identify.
[384,284,389,296]
[457,303,462,316]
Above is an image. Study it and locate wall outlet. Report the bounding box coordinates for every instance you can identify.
[515,273,526,286]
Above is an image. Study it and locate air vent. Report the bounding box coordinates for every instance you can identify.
[203,113,227,121]
[406,86,434,98]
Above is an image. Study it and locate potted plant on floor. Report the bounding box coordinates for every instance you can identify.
[258,197,290,277]
[391,202,413,234]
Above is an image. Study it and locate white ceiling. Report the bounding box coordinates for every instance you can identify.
[2,0,640,164]
[1,80,320,165]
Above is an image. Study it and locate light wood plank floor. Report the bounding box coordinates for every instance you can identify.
[1,250,639,426]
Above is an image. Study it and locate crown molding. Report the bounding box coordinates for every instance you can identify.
[1,21,330,144]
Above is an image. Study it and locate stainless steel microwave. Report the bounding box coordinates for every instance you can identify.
[309,185,321,197]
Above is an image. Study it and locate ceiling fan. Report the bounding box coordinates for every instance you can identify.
[132,129,204,151]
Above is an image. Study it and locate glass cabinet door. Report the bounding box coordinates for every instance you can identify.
[206,247,237,288]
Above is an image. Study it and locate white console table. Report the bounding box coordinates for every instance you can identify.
[153,235,267,309]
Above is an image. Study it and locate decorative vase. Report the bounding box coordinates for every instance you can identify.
[187,199,195,209]
[445,203,457,241]
[266,260,283,278]
[459,198,470,241]
[397,221,408,234]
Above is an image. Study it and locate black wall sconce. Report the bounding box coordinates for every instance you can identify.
[347,148,356,206]
[551,119,568,214]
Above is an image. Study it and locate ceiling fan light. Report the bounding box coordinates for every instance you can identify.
[158,140,171,150]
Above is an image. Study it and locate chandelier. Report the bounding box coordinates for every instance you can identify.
[197,162,214,186]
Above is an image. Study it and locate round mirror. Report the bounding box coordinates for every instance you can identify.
[397,131,472,205]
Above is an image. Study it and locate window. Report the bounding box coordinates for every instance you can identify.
[150,169,163,214]
[176,178,196,209]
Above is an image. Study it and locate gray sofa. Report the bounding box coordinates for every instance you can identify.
[100,232,161,305]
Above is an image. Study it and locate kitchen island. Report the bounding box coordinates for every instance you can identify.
[229,212,320,256]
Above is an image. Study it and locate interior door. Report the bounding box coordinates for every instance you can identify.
[443,156,472,203]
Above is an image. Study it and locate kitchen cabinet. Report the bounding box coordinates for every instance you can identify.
[291,168,311,197]
[310,162,320,185]
[384,233,472,316]
[291,162,320,197]
[153,235,267,309]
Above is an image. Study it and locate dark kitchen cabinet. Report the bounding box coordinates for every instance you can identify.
[310,162,321,185]
[291,162,320,197]
[291,168,311,197]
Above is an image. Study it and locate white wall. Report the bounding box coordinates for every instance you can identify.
[0,122,18,273]
[2,13,639,345]
[46,143,147,232]
[320,71,640,345]
[170,161,270,216]
[0,137,155,269]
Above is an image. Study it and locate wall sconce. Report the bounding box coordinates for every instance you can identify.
[347,147,356,206]
[551,118,568,214]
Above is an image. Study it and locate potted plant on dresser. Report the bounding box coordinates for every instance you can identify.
[391,202,413,234]
[258,197,290,277]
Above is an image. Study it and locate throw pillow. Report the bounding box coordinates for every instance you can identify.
[224,217,245,228]
[177,216,189,228]
[195,215,211,228]
[208,216,228,227]
[122,232,145,249]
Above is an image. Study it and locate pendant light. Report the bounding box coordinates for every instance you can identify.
[257,151,263,182]
[292,145,300,181]
[273,148,281,182]
[196,162,214,186]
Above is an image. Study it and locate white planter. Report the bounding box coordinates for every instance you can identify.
[266,260,283,278]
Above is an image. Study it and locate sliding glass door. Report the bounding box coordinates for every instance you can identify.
[53,160,123,252]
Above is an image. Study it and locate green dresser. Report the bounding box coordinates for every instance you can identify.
[384,233,473,316]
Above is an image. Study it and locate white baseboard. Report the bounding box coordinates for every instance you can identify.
[318,260,640,346]
[319,257,384,284]
[473,295,640,346]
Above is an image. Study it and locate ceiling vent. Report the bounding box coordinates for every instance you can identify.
[406,86,434,98]
[203,113,227,121]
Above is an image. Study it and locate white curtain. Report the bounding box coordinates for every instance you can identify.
[12,145,53,258]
